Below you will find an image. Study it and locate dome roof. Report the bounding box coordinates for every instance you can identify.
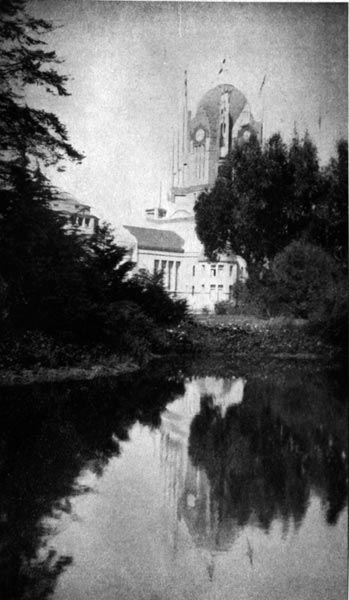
[191,84,247,137]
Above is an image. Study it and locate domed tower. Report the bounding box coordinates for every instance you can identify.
[145,81,261,241]
[127,80,255,311]
[166,82,261,217]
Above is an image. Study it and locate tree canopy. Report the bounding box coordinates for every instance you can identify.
[194,132,347,271]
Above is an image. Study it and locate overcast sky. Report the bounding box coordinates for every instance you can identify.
[28,1,348,227]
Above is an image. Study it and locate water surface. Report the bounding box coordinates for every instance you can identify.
[0,362,347,599]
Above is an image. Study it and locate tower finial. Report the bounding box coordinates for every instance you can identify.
[171,127,175,189]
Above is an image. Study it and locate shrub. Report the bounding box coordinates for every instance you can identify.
[122,271,188,325]
[231,279,246,306]
[224,278,271,318]
[214,301,235,315]
[309,276,348,356]
[89,299,173,365]
[270,241,339,319]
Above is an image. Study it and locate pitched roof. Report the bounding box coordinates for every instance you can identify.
[124,226,185,253]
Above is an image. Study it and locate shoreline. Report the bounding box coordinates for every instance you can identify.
[0,316,343,386]
[0,352,331,387]
[0,360,139,387]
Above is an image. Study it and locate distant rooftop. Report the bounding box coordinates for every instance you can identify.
[49,192,98,220]
[124,226,185,253]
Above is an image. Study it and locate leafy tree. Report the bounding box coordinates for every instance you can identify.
[121,270,188,326]
[287,132,320,234]
[310,139,348,270]
[195,132,322,269]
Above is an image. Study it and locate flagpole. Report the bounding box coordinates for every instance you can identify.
[259,74,267,144]
[318,101,322,163]
[171,128,175,191]
[177,128,180,186]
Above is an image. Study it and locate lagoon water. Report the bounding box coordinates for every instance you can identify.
[0,360,347,599]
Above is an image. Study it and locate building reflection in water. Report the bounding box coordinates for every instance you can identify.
[157,373,348,582]
[158,377,246,578]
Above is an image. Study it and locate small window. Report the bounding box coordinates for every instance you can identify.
[229,265,233,277]
[192,265,196,277]
[201,264,206,273]
[218,265,224,275]
[154,260,160,274]
[210,265,216,277]
[85,218,90,227]
[191,286,195,296]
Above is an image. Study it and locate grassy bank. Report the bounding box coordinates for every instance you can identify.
[0,314,344,386]
[183,314,341,363]
[0,331,140,386]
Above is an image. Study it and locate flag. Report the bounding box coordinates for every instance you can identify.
[259,74,266,95]
[218,58,226,75]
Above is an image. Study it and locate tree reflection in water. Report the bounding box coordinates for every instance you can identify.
[185,371,347,557]
[0,370,185,600]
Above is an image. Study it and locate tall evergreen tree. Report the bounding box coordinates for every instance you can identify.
[0,0,85,330]
[0,0,83,183]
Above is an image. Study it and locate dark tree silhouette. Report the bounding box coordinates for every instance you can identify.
[0,370,186,599]
[194,132,346,270]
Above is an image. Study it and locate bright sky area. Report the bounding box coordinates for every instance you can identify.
[28,1,348,228]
